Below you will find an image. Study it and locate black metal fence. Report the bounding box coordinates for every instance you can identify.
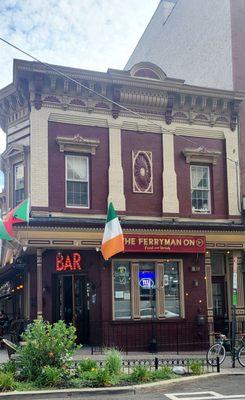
[94,357,219,374]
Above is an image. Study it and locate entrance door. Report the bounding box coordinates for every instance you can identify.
[54,274,89,343]
[212,276,228,334]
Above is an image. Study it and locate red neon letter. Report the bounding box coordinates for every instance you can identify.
[73,252,81,270]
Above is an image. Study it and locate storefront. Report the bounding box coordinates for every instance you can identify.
[0,262,26,320]
[7,224,243,351]
[25,233,208,351]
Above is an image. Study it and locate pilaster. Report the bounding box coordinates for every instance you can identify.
[162,131,179,213]
[108,123,126,212]
[36,248,43,319]
[224,128,240,216]
[30,108,49,208]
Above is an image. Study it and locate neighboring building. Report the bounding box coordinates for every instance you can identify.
[125,0,245,196]
[0,59,244,350]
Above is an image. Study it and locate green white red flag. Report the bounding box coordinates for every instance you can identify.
[0,199,30,241]
[101,202,124,260]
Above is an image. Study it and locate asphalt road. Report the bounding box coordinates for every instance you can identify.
[33,375,245,399]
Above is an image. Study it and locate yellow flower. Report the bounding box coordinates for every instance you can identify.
[49,352,54,358]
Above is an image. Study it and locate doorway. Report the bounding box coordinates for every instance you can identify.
[53,274,89,343]
[212,276,228,334]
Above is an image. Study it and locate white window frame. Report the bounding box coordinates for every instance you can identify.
[65,155,89,208]
[14,162,25,206]
[190,165,211,214]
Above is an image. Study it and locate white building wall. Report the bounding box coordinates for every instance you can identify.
[125,0,233,91]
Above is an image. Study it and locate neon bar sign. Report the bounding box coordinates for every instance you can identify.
[56,252,82,271]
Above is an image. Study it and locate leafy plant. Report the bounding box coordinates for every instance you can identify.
[16,319,77,381]
[130,365,151,383]
[0,360,16,375]
[37,366,62,387]
[91,368,112,387]
[0,372,17,391]
[78,358,97,372]
[188,360,204,375]
[105,348,122,375]
[152,366,174,380]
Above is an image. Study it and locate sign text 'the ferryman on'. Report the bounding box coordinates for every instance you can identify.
[124,234,206,253]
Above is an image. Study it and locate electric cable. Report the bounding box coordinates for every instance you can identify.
[0,36,239,162]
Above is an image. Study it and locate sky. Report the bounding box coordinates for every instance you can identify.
[0,0,159,190]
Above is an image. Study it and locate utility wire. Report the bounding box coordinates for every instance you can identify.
[0,37,239,164]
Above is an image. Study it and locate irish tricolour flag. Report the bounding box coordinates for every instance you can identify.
[101,202,124,260]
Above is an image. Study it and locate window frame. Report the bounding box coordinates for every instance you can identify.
[112,259,184,321]
[190,164,211,214]
[65,154,90,209]
[13,162,25,207]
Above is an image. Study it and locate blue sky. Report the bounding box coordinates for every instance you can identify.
[0,0,159,190]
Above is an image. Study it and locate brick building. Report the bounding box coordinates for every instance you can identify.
[126,0,245,199]
[0,59,244,350]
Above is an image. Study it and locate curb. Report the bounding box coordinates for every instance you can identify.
[0,386,135,399]
[134,372,220,392]
[0,373,221,399]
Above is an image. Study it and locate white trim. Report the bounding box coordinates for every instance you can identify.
[190,165,211,214]
[65,155,90,208]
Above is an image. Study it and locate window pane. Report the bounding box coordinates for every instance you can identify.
[164,261,180,317]
[15,188,25,206]
[67,156,88,181]
[139,262,156,318]
[67,181,88,206]
[15,164,24,190]
[191,165,210,212]
[113,262,131,319]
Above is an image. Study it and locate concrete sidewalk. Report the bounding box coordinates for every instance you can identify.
[1,346,245,373]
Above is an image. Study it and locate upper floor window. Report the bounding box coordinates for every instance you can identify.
[14,163,24,206]
[65,155,89,208]
[191,165,211,214]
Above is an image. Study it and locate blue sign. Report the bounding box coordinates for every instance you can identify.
[139,271,155,289]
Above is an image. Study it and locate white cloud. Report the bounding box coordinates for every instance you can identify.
[0,0,158,153]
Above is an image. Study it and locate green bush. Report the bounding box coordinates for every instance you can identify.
[0,372,17,392]
[188,360,204,375]
[130,365,151,383]
[152,366,174,380]
[36,366,63,387]
[0,360,16,375]
[91,368,112,387]
[105,348,122,375]
[16,319,77,381]
[78,358,97,372]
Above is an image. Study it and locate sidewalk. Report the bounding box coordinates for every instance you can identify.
[1,346,245,373]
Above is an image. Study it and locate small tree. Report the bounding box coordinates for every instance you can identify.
[17,319,77,381]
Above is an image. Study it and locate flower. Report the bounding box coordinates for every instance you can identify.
[49,352,54,358]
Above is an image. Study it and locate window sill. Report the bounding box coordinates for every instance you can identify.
[111,318,185,324]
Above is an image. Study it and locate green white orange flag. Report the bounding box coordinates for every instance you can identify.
[0,199,30,241]
[101,202,124,260]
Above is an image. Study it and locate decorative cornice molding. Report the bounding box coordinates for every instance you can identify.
[56,134,100,155]
[183,147,221,165]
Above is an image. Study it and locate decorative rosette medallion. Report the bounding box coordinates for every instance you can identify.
[132,151,153,193]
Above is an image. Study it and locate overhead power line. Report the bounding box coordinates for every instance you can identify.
[0,37,239,161]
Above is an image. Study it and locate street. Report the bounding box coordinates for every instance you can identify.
[33,375,245,400]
